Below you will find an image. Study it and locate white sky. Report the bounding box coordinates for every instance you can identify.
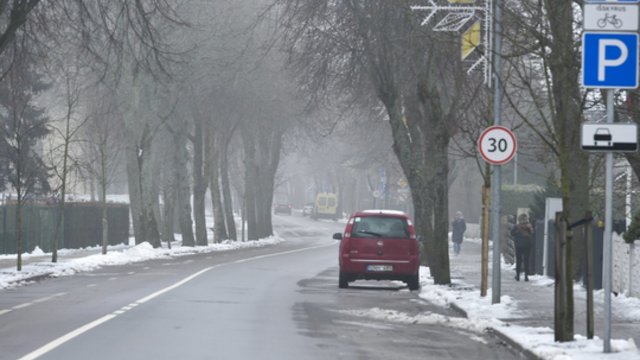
[1,236,639,359]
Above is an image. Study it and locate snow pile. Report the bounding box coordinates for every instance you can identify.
[0,236,284,290]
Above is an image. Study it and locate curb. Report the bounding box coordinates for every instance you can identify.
[487,327,542,360]
[450,302,542,360]
[8,272,54,285]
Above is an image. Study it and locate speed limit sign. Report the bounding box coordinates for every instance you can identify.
[478,126,517,165]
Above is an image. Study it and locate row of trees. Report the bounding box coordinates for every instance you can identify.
[0,1,307,270]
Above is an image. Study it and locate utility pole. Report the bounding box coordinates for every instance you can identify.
[490,0,503,305]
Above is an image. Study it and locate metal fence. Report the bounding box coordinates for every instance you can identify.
[0,202,129,255]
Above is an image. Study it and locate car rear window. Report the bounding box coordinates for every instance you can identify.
[351,216,409,238]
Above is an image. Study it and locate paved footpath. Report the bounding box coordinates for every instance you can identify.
[450,239,640,357]
[0,247,112,283]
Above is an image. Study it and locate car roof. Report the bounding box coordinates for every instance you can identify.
[352,209,409,218]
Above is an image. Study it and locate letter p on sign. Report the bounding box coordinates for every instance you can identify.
[598,39,628,81]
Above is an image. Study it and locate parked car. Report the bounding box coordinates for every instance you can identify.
[333,210,420,290]
[302,203,314,217]
[273,203,292,215]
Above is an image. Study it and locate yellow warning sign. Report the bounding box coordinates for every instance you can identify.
[461,21,481,60]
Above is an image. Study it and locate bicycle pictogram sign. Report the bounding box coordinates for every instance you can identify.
[597,13,623,29]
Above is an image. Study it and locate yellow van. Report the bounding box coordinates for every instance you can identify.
[313,192,339,220]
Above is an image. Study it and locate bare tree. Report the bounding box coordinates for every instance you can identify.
[79,86,125,255]
[278,0,480,284]
[45,63,88,263]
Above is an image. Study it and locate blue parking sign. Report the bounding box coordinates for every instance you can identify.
[582,32,639,89]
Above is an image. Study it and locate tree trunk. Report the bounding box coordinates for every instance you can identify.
[544,0,581,340]
[193,117,208,246]
[221,132,237,240]
[380,78,451,284]
[211,148,227,243]
[101,182,109,255]
[125,141,145,244]
[242,124,258,241]
[428,136,451,284]
[175,126,195,246]
[16,187,23,271]
[241,120,283,240]
[142,155,162,248]
[161,171,176,247]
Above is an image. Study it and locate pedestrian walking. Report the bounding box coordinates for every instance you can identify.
[510,213,533,281]
[451,211,466,255]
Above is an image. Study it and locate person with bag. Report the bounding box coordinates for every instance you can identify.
[510,213,533,281]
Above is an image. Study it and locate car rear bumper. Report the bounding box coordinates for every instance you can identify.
[340,256,419,278]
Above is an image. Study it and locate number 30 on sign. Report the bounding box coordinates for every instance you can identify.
[478,126,517,165]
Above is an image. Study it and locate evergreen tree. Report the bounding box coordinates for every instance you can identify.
[0,39,51,270]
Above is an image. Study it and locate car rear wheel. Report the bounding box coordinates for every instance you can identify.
[338,272,349,288]
[407,273,420,291]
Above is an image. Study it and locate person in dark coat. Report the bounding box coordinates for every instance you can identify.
[511,213,533,281]
[451,211,466,255]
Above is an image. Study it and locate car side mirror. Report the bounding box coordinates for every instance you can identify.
[333,233,342,240]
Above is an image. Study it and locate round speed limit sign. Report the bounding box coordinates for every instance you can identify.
[478,126,517,165]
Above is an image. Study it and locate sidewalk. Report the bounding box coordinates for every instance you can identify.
[449,239,640,359]
[0,246,116,285]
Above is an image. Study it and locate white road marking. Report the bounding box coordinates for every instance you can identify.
[13,302,33,310]
[86,284,97,288]
[18,244,333,359]
[0,293,67,318]
[18,313,117,360]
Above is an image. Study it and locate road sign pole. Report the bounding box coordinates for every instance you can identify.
[603,89,614,353]
[491,0,502,305]
[581,1,639,354]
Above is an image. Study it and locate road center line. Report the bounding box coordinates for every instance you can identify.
[1,293,67,316]
[18,243,333,359]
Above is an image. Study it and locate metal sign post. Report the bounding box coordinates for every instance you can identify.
[478,124,517,302]
[582,0,639,353]
[603,91,614,353]
[490,0,503,305]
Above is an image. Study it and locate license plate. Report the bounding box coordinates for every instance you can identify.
[367,265,393,272]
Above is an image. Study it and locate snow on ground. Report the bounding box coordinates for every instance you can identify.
[0,235,284,290]
[345,263,640,360]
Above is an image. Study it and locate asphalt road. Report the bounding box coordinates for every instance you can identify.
[0,214,520,359]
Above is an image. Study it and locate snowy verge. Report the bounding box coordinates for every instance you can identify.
[0,236,285,290]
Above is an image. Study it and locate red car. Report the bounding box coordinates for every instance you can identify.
[333,210,421,290]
